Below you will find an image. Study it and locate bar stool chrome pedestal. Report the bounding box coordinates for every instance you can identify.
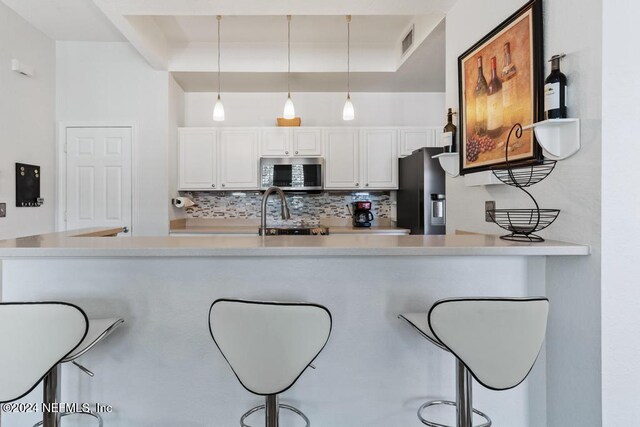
[0,303,88,427]
[209,299,332,427]
[35,318,125,427]
[400,297,549,427]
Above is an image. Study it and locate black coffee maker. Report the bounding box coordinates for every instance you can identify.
[352,201,374,227]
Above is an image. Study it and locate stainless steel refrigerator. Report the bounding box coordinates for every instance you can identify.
[397,148,446,235]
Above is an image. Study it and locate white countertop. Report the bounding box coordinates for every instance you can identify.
[0,228,590,258]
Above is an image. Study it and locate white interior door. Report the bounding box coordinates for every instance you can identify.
[65,127,132,234]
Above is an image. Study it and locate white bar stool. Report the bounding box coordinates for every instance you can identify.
[209,299,332,427]
[0,302,88,424]
[34,317,125,427]
[399,297,549,427]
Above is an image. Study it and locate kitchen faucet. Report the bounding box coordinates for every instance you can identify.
[260,186,291,236]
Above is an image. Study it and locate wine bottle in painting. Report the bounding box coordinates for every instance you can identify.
[487,56,504,138]
[475,57,488,135]
[545,54,568,119]
[501,42,518,126]
[443,108,457,153]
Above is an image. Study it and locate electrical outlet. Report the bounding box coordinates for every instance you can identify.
[485,201,495,222]
[0,203,6,218]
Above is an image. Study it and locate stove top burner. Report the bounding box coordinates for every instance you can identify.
[261,227,329,236]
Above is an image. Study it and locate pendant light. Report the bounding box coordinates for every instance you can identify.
[213,15,225,122]
[283,15,296,119]
[343,15,355,121]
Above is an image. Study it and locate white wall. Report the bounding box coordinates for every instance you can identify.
[0,2,56,239]
[56,42,170,235]
[444,0,602,425]
[601,1,640,425]
[184,92,445,127]
[168,75,185,221]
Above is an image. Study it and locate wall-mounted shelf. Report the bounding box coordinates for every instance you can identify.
[523,118,580,160]
[464,170,504,187]
[432,152,459,177]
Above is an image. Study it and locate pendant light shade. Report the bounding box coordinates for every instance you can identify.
[343,95,355,121]
[213,94,225,122]
[284,94,296,119]
[343,15,354,121]
[213,15,225,122]
[283,15,296,119]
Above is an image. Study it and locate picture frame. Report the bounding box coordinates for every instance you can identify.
[458,0,544,175]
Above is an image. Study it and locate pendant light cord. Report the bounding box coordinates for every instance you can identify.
[287,15,291,96]
[217,15,221,97]
[347,15,351,96]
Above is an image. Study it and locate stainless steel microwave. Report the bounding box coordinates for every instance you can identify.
[260,157,324,191]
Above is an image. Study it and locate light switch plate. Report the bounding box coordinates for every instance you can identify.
[0,203,6,217]
[485,201,495,222]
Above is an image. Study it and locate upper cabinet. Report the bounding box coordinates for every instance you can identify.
[260,128,290,157]
[260,128,323,157]
[399,127,440,157]
[324,129,360,189]
[292,129,323,156]
[179,126,434,192]
[219,129,259,190]
[178,129,218,190]
[178,128,259,191]
[361,129,398,189]
[323,128,399,190]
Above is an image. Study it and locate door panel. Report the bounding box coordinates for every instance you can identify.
[324,129,360,189]
[178,129,217,190]
[66,127,132,234]
[400,128,439,157]
[363,129,398,189]
[292,129,322,156]
[219,129,259,190]
[260,129,290,157]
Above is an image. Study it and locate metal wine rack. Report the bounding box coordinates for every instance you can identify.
[487,123,561,242]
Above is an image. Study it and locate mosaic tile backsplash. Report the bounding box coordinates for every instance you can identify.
[182,191,392,226]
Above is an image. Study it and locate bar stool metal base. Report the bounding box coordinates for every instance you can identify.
[240,398,310,427]
[417,400,491,427]
[34,411,104,427]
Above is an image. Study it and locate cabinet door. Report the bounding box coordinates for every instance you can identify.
[219,129,259,190]
[260,128,290,157]
[324,129,360,189]
[292,128,323,156]
[362,129,398,189]
[399,127,439,157]
[178,129,217,190]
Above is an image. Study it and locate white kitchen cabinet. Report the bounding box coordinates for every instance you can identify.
[400,127,439,157]
[292,128,323,156]
[260,128,290,157]
[361,129,398,189]
[323,129,360,189]
[178,129,218,190]
[260,128,322,157]
[219,129,259,190]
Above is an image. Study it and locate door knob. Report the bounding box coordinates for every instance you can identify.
[122,226,129,233]
[212,184,216,188]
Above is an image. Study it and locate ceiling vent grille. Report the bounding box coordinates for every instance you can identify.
[402,25,415,55]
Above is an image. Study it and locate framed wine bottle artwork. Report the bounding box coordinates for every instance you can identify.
[457,0,544,175]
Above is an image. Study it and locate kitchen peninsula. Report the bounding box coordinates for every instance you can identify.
[0,229,588,426]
